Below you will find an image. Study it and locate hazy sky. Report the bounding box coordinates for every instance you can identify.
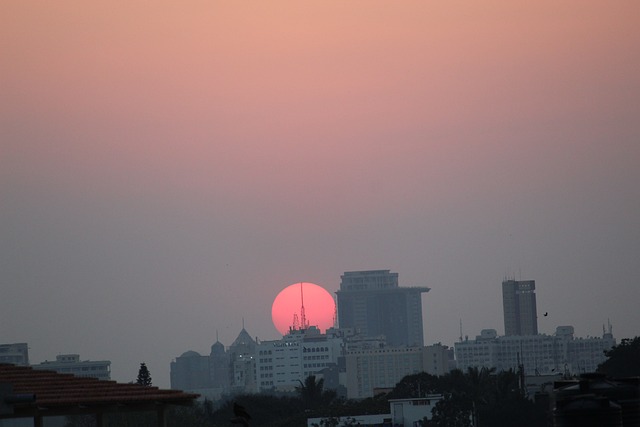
[2,1,639,388]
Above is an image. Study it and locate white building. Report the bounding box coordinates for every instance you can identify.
[0,343,29,366]
[255,326,345,392]
[344,344,451,399]
[32,354,111,380]
[307,395,443,427]
[454,326,615,376]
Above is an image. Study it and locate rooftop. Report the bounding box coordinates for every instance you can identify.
[0,363,198,423]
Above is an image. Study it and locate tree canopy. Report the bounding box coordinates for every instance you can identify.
[136,362,153,387]
[597,336,640,377]
[152,369,549,426]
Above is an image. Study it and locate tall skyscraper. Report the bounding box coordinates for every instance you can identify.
[336,270,430,346]
[502,279,538,336]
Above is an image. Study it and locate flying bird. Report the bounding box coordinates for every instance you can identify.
[544,312,548,316]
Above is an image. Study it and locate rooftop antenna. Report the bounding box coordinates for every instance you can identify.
[459,319,463,343]
[292,312,299,331]
[300,282,309,330]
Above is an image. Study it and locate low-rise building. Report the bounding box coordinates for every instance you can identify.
[32,354,111,380]
[345,344,452,399]
[307,395,443,427]
[454,326,615,376]
[0,343,29,366]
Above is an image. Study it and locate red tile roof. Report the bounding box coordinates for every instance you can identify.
[0,363,198,414]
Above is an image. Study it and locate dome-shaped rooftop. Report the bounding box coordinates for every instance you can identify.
[210,341,225,355]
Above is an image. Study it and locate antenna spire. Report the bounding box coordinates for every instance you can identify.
[300,282,308,330]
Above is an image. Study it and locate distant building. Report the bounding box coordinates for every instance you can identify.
[172,324,454,399]
[422,343,453,377]
[0,343,29,366]
[336,270,430,347]
[32,354,111,380]
[454,326,615,376]
[209,340,230,392]
[255,326,345,393]
[502,279,538,336]
[345,343,451,399]
[170,350,211,390]
[169,339,231,400]
[170,270,438,398]
[228,327,258,393]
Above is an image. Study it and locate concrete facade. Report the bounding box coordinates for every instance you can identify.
[255,326,345,392]
[336,270,430,347]
[344,344,451,399]
[454,326,615,376]
[502,279,538,336]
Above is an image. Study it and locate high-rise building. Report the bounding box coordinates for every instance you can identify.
[336,270,430,347]
[502,279,538,336]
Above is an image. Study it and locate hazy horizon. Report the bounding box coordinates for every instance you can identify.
[2,1,639,388]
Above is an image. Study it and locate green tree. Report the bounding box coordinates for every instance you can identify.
[430,393,472,427]
[597,337,640,377]
[136,362,153,386]
[387,372,440,399]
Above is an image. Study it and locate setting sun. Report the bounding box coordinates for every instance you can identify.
[271,282,335,335]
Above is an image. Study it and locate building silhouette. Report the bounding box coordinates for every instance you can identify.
[32,354,111,380]
[170,350,210,390]
[0,343,29,366]
[336,270,430,346]
[209,339,230,392]
[228,327,257,393]
[502,279,538,336]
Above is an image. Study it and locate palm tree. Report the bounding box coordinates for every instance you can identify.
[296,375,325,409]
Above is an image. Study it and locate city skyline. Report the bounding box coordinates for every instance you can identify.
[2,1,639,388]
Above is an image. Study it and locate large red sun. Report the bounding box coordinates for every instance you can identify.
[271,282,336,335]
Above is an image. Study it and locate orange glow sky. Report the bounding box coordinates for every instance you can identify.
[2,1,639,387]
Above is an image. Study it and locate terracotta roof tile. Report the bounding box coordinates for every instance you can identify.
[0,363,198,409]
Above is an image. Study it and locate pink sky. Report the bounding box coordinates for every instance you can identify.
[2,1,639,387]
